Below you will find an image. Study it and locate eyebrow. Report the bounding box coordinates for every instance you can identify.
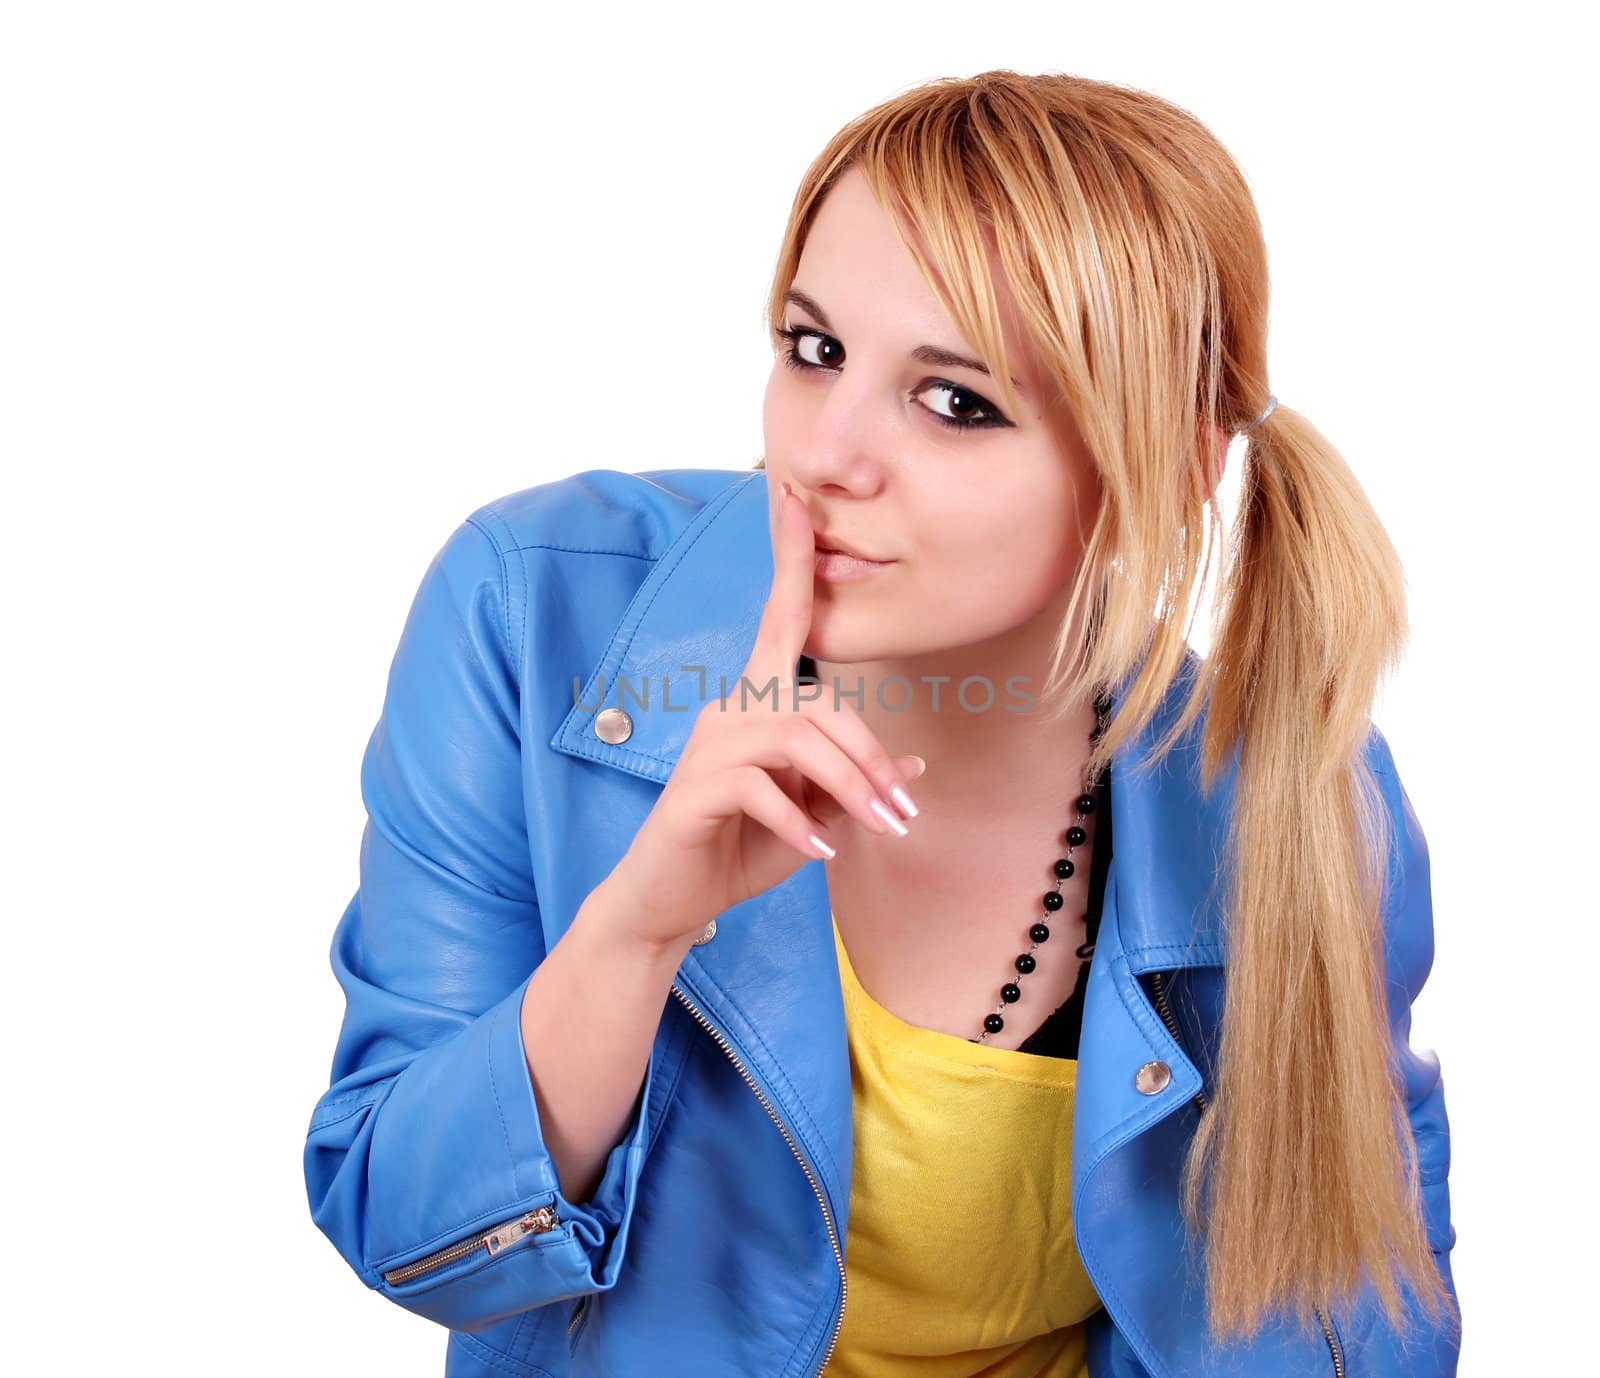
[782,288,1025,395]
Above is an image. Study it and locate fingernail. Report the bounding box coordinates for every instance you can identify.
[890,785,918,818]
[780,480,793,500]
[808,832,837,859]
[870,798,910,837]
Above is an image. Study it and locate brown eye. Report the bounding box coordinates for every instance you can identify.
[912,381,1006,432]
[802,333,842,366]
[918,382,991,425]
[777,326,842,369]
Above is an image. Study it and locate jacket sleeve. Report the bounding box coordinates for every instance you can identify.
[302,514,662,1335]
[1335,726,1462,1374]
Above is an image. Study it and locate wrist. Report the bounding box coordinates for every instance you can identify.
[579,869,698,970]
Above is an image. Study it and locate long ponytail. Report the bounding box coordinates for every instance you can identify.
[1180,402,1456,1339]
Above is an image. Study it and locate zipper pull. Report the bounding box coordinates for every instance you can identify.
[486,1206,560,1254]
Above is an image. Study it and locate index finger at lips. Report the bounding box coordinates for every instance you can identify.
[746,481,815,690]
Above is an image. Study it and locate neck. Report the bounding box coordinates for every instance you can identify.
[807,601,1103,822]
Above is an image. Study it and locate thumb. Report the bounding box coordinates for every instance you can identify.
[898,755,927,781]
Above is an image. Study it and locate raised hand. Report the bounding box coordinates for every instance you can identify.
[603,481,924,955]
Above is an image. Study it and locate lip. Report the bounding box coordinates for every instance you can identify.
[812,530,888,562]
[814,548,894,582]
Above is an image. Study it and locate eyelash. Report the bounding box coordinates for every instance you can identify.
[773,326,1007,432]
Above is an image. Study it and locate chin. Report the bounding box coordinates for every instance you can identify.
[801,628,905,672]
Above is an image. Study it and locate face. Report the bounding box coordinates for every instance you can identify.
[762,166,1102,676]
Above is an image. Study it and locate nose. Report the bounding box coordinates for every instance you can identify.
[785,382,889,495]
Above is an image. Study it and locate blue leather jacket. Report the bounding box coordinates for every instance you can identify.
[303,466,1460,1377]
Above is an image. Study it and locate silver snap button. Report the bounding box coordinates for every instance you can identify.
[692,917,717,946]
[594,707,633,745]
[1134,1060,1171,1095]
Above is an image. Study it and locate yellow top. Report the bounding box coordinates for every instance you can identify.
[820,911,1102,1378]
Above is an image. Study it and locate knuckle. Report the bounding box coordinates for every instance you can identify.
[735,764,765,806]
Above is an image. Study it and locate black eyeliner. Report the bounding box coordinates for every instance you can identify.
[774,325,1012,432]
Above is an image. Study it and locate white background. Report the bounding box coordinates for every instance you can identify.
[5,2,1590,1372]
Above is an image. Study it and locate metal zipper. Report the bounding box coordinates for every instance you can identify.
[1314,1305,1346,1378]
[1150,970,1206,1116]
[381,1204,562,1286]
[1148,971,1344,1378]
[568,1292,591,1342]
[670,982,848,1376]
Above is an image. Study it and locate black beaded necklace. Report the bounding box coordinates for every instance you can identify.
[796,654,1111,1053]
[969,688,1112,1046]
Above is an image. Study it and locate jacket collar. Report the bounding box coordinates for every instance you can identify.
[552,468,1236,977]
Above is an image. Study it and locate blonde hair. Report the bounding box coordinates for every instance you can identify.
[757,71,1457,1347]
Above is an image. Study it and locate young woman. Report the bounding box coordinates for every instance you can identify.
[305,71,1461,1376]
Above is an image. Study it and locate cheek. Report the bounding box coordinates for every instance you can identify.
[945,477,1078,560]
[760,369,779,436]
[916,481,1083,606]
[761,363,803,438]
